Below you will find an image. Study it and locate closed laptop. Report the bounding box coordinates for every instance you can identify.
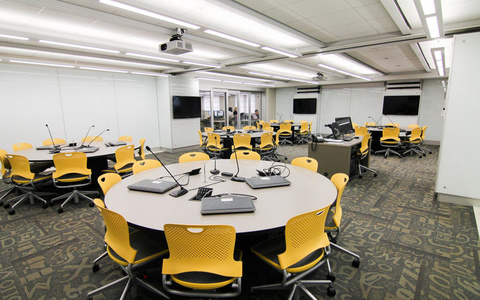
[201,195,255,215]
[127,179,177,194]
[245,176,291,189]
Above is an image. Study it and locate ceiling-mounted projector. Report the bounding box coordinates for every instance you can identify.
[159,28,193,55]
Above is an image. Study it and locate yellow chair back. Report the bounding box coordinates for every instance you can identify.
[299,122,309,134]
[43,138,66,146]
[12,143,33,151]
[258,132,274,150]
[284,120,294,123]
[421,125,428,140]
[291,157,318,172]
[179,152,210,163]
[407,124,419,129]
[278,207,330,271]
[380,127,400,143]
[163,224,242,278]
[359,133,371,156]
[206,132,223,151]
[52,152,91,182]
[222,126,235,131]
[409,127,422,144]
[6,154,34,182]
[243,126,256,130]
[355,126,368,136]
[118,135,133,142]
[279,122,292,132]
[233,133,252,150]
[0,149,10,177]
[385,122,399,128]
[133,159,162,174]
[204,127,214,132]
[269,119,278,123]
[262,123,272,131]
[352,123,358,128]
[364,122,377,127]
[138,138,146,160]
[230,150,261,160]
[82,136,103,142]
[114,145,136,172]
[97,173,122,196]
[329,173,349,229]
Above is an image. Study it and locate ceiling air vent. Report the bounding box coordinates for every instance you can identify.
[386,81,422,91]
[296,86,320,94]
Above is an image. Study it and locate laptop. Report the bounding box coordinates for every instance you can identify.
[245,176,291,189]
[105,141,127,147]
[127,179,177,194]
[201,195,255,215]
[76,146,99,153]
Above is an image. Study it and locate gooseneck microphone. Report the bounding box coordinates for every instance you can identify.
[210,135,220,175]
[145,146,188,197]
[383,114,397,127]
[78,125,95,148]
[231,145,245,182]
[45,124,61,153]
[87,128,110,147]
[368,116,382,126]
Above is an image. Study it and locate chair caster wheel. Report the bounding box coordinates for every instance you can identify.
[331,237,338,244]
[58,208,64,214]
[374,173,377,177]
[4,203,10,209]
[89,202,95,207]
[327,287,336,297]
[42,203,48,209]
[327,273,336,282]
[352,258,360,268]
[358,175,362,179]
[8,209,15,215]
[92,264,100,272]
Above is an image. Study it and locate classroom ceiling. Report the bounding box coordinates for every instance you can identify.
[0,0,479,88]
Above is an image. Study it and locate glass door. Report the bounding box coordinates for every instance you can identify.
[212,91,226,129]
[227,91,240,129]
[200,90,212,131]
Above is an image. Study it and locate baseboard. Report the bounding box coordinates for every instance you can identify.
[437,193,480,206]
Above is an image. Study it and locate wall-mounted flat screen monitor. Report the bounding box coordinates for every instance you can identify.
[335,116,354,134]
[172,96,201,119]
[382,95,420,115]
[214,110,224,119]
[293,98,317,114]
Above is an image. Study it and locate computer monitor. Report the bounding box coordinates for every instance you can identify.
[335,117,354,135]
[214,110,224,119]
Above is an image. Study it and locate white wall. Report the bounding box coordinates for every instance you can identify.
[418,80,445,142]
[0,64,161,151]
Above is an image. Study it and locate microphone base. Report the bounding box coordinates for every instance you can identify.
[231,176,245,182]
[210,169,220,175]
[169,188,188,198]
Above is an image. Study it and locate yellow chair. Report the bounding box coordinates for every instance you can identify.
[179,152,210,163]
[402,127,423,158]
[133,159,162,174]
[254,131,274,159]
[205,132,228,158]
[291,157,318,172]
[204,127,214,132]
[352,122,358,128]
[407,124,419,129]
[325,173,361,268]
[377,127,402,158]
[357,134,377,178]
[251,207,336,298]
[137,138,146,160]
[278,122,293,145]
[50,152,99,213]
[262,123,273,131]
[97,173,122,197]
[232,133,252,151]
[354,126,368,136]
[243,125,256,130]
[385,122,399,128]
[87,199,169,300]
[419,125,432,155]
[284,119,294,123]
[269,119,278,123]
[162,224,243,298]
[82,136,103,142]
[2,154,53,215]
[118,135,133,142]
[104,145,136,177]
[364,122,377,127]
[12,143,33,151]
[230,150,261,160]
[42,138,66,146]
[271,132,288,161]
[0,149,15,206]
[198,130,207,151]
[297,122,309,144]
[222,126,235,131]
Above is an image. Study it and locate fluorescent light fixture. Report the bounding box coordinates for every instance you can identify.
[183,61,222,68]
[261,46,298,58]
[197,77,222,82]
[197,77,275,87]
[425,16,440,39]
[420,0,436,15]
[197,71,274,82]
[39,40,120,54]
[317,63,372,81]
[431,48,445,76]
[0,34,29,41]
[79,66,128,73]
[204,30,260,47]
[223,80,243,84]
[125,52,180,62]
[131,71,168,77]
[99,0,200,30]
[248,72,272,77]
[272,75,292,80]
[9,60,74,68]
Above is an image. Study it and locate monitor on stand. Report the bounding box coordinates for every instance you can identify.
[335,116,354,135]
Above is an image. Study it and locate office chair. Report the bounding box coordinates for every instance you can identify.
[364,122,377,127]
[352,122,358,128]
[385,122,399,128]
[82,136,103,142]
[270,132,288,161]
[230,150,261,160]
[12,143,33,151]
[402,127,423,158]
[354,126,368,136]
[243,125,256,130]
[232,133,252,151]
[325,173,361,268]
[284,119,294,123]
[118,135,133,142]
[376,127,402,158]
[103,145,136,177]
[222,126,235,131]
[407,124,419,129]
[419,125,432,155]
[291,157,318,172]
[203,127,214,132]
[87,199,169,300]
[0,149,15,206]
[50,152,99,213]
[205,132,228,158]
[197,130,207,152]
[251,207,336,298]
[269,119,278,123]
[178,152,210,163]
[42,138,66,145]
[254,131,274,160]
[357,134,377,178]
[132,159,162,174]
[162,224,243,298]
[3,154,53,215]
[278,122,293,145]
[297,122,310,144]
[137,138,146,160]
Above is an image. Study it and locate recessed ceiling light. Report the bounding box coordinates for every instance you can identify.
[425,16,440,38]
[9,60,74,68]
[248,72,272,77]
[317,63,372,81]
[125,52,180,63]
[39,40,120,54]
[420,0,436,15]
[99,0,200,30]
[204,30,260,47]
[0,34,29,41]
[261,46,298,58]
[183,61,222,68]
[79,66,128,73]
[131,71,168,77]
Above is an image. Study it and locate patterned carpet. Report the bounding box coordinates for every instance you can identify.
[0,144,479,300]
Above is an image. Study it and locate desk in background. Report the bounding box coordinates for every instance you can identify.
[308,138,369,179]
[366,126,409,152]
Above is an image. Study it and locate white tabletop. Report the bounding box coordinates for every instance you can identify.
[105,159,337,234]
[13,141,133,162]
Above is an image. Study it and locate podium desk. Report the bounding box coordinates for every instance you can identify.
[105,159,337,234]
[308,138,369,179]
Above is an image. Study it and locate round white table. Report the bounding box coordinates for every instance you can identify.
[105,159,337,234]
